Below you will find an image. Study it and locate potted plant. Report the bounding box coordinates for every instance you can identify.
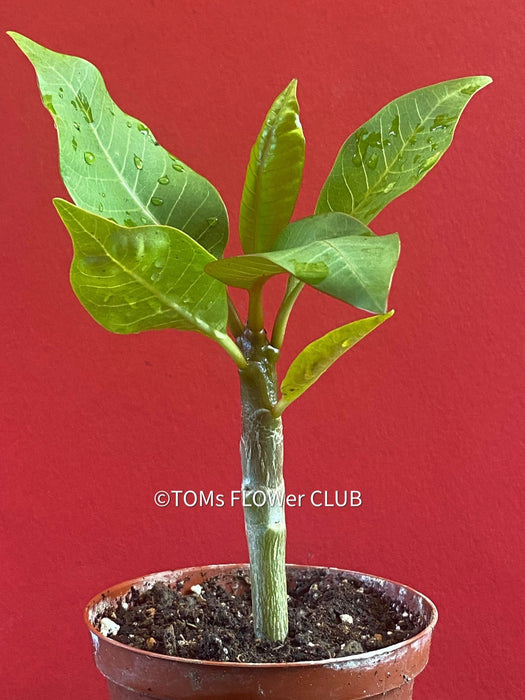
[9,31,490,699]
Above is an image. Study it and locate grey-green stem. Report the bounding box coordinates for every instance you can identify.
[238,327,287,642]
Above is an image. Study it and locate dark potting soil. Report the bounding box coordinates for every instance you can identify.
[97,569,425,663]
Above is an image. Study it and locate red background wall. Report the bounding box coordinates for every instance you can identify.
[2,1,523,697]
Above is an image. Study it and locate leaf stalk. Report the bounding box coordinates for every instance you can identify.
[271,276,305,349]
[227,294,244,338]
[247,279,265,333]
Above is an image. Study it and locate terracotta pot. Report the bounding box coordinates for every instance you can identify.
[85,564,438,699]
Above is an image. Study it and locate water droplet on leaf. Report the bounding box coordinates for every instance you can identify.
[430,114,455,131]
[408,123,423,145]
[388,115,400,137]
[151,197,164,206]
[76,90,94,123]
[366,132,382,149]
[144,297,162,313]
[133,154,143,170]
[42,95,56,115]
[73,122,80,131]
[99,203,104,212]
[383,182,395,194]
[84,151,95,165]
[171,162,184,172]
[417,153,440,177]
[207,217,218,227]
[367,153,378,169]
[72,136,78,151]
[150,271,161,282]
[292,260,329,284]
[157,176,170,185]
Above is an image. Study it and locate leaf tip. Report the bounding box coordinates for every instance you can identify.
[285,78,299,97]
[463,75,493,95]
[7,31,40,59]
[7,30,26,51]
[52,197,70,213]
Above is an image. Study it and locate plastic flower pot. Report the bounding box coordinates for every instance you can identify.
[85,564,438,699]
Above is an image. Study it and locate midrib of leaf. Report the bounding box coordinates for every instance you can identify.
[70,211,216,336]
[252,84,293,245]
[322,239,384,310]
[50,63,158,225]
[334,89,458,220]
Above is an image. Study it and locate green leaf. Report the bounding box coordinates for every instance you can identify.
[274,212,375,251]
[9,32,228,257]
[316,76,492,224]
[240,80,305,254]
[53,198,229,339]
[206,233,400,314]
[276,312,394,414]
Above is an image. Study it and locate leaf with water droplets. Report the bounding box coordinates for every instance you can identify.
[239,80,305,254]
[53,198,229,340]
[276,311,394,414]
[9,32,228,257]
[206,229,399,314]
[316,76,492,224]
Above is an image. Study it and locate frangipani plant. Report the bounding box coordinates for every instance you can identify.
[9,31,491,643]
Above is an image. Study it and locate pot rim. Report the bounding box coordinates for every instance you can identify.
[84,563,438,669]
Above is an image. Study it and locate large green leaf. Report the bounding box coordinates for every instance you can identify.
[9,32,228,257]
[276,312,394,414]
[316,76,492,224]
[53,198,229,339]
[274,212,374,251]
[240,80,305,254]
[206,233,400,314]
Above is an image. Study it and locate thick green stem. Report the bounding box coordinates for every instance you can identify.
[238,327,287,642]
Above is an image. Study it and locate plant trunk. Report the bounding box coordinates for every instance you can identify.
[238,327,287,642]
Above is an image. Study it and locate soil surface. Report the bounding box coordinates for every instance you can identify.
[96,569,425,663]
